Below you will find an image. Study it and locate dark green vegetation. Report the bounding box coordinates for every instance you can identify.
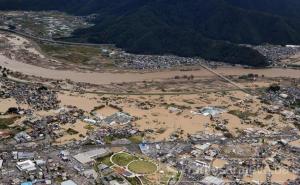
[128,135,143,144]
[2,0,300,66]
[103,135,115,144]
[0,117,18,129]
[0,116,25,136]
[66,128,79,135]
[228,110,257,120]
[125,177,142,185]
[291,100,300,109]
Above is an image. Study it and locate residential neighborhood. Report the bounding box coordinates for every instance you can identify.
[0,8,299,185]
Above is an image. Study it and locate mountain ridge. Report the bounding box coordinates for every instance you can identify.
[1,0,300,66]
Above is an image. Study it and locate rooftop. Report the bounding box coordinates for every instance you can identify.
[201,176,225,185]
[16,160,36,172]
[73,148,111,164]
[61,180,77,185]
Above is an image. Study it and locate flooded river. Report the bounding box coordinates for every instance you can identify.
[0,55,299,85]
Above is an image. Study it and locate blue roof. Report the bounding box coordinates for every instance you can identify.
[139,143,150,153]
[21,182,33,185]
[139,143,148,148]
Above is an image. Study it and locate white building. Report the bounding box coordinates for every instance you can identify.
[201,176,225,185]
[73,148,111,164]
[61,180,77,185]
[16,160,36,172]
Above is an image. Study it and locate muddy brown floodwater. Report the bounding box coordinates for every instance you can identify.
[0,54,299,85]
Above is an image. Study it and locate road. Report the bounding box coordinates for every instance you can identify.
[198,63,251,94]
[0,28,113,47]
[0,133,298,153]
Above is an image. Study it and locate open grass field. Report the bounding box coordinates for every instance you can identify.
[39,43,115,68]
[128,135,143,144]
[111,152,138,167]
[128,160,157,174]
[95,154,113,167]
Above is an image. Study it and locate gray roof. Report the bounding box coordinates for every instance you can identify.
[61,180,77,185]
[17,152,35,159]
[73,148,110,164]
[103,112,132,125]
[201,176,224,185]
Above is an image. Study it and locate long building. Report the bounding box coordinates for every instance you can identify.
[73,148,111,164]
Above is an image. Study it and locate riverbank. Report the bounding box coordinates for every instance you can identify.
[0,54,299,85]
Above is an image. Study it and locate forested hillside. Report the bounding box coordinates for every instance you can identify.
[1,0,300,66]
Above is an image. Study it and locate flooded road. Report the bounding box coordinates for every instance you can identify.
[0,54,299,85]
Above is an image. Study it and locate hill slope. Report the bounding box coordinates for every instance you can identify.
[1,0,300,66]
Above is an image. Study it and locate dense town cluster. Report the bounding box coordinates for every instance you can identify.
[0,78,59,111]
[261,85,300,129]
[109,51,232,70]
[0,11,94,38]
[115,54,207,70]
[0,10,299,185]
[0,73,299,185]
[251,45,300,65]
